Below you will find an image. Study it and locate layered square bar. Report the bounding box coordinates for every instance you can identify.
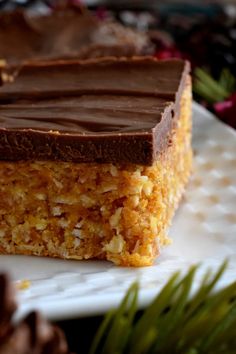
[0,58,192,266]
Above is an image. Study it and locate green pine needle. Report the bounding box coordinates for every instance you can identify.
[89,261,236,354]
[219,68,236,94]
[193,68,236,104]
[89,282,139,354]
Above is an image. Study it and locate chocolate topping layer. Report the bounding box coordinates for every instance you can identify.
[0,58,190,165]
[0,7,153,64]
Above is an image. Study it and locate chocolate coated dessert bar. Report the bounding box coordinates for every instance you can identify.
[0,58,192,266]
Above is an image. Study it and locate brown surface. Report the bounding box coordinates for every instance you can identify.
[0,7,152,64]
[0,57,190,165]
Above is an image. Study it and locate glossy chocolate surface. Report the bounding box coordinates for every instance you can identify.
[0,58,189,165]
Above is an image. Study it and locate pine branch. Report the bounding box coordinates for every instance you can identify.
[193,68,236,104]
[89,283,139,354]
[219,69,236,94]
[89,261,236,354]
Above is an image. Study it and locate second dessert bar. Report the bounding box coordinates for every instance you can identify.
[0,7,153,64]
[0,57,192,266]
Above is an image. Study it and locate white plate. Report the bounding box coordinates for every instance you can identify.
[0,103,236,321]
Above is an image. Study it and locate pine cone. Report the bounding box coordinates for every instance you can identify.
[0,274,17,341]
[0,273,71,354]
